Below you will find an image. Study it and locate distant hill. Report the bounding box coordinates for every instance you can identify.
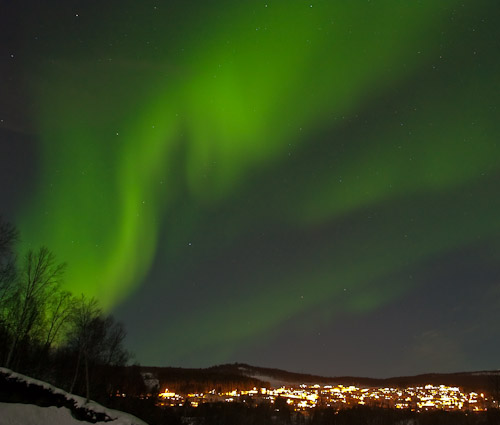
[141,363,500,394]
[140,364,270,394]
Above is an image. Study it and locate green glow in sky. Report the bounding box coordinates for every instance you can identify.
[14,0,500,373]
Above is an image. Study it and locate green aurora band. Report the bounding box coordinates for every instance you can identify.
[16,0,500,366]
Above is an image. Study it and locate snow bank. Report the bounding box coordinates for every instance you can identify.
[0,403,91,425]
[0,402,148,425]
[0,368,148,425]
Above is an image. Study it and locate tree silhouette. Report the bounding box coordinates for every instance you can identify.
[69,295,101,400]
[0,217,17,315]
[4,246,65,369]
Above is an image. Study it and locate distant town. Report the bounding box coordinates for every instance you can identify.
[156,383,494,412]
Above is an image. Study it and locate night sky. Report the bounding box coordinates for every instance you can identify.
[1,0,500,378]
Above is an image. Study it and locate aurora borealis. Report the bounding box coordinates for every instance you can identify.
[1,0,500,377]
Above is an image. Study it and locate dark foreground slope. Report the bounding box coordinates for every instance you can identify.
[0,367,147,425]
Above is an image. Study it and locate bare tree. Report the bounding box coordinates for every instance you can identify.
[0,217,18,312]
[68,296,130,401]
[43,290,75,351]
[0,217,17,258]
[0,217,18,365]
[69,295,101,401]
[103,316,129,366]
[4,246,65,368]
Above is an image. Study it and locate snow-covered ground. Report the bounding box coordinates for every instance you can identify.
[0,402,132,425]
[237,366,302,387]
[0,368,148,425]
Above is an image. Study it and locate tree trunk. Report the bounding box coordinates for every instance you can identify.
[70,349,81,394]
[5,336,18,369]
[85,352,90,403]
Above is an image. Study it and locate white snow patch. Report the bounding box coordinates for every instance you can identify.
[0,368,148,425]
[0,403,82,425]
[245,373,292,387]
[238,368,306,387]
[0,402,144,425]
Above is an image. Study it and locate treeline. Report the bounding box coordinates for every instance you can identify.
[144,366,269,394]
[0,216,138,403]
